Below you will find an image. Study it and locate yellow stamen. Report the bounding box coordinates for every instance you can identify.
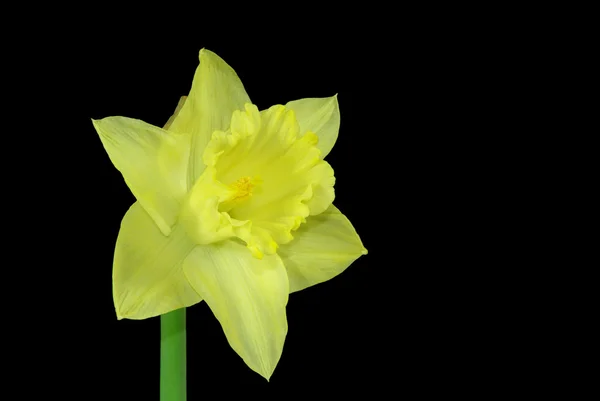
[221,176,263,214]
[230,176,254,201]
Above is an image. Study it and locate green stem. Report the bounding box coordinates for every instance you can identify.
[160,308,186,401]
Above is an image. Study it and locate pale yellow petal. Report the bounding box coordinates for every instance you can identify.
[285,95,340,158]
[278,204,367,293]
[183,240,289,380]
[168,49,251,187]
[92,117,190,235]
[113,202,201,320]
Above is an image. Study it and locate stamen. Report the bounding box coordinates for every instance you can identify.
[229,176,262,202]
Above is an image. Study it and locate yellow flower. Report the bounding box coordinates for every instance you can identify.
[92,49,367,380]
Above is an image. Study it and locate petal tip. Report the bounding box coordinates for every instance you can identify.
[91,118,106,137]
[332,94,340,110]
[256,366,275,382]
[199,47,216,61]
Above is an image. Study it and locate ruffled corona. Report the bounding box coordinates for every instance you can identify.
[179,103,335,259]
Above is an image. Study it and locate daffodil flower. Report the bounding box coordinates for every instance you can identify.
[92,49,367,380]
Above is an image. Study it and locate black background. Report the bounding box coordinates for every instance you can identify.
[10,7,569,399]
[26,28,484,399]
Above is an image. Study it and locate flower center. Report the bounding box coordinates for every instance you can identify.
[179,103,335,259]
[230,176,256,201]
[219,176,262,213]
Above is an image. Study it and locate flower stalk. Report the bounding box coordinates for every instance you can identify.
[160,308,186,401]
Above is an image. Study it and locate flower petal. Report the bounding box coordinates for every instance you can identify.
[278,204,367,293]
[285,95,340,158]
[169,49,251,187]
[92,117,190,235]
[183,240,289,380]
[113,202,201,320]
